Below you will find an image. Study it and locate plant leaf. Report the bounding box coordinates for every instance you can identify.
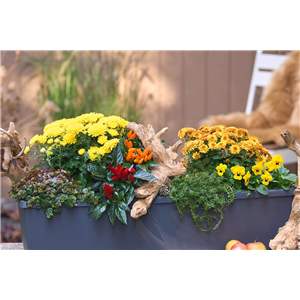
[118,201,130,211]
[86,163,107,178]
[256,184,269,195]
[115,205,127,224]
[116,143,124,165]
[107,203,116,226]
[134,170,157,181]
[91,202,107,220]
[88,203,95,215]
[283,174,298,182]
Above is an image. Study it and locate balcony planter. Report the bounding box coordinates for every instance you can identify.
[18,188,294,250]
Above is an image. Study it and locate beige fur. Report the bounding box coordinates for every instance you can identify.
[200,51,300,147]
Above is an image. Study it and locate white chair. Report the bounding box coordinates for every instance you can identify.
[246,51,298,164]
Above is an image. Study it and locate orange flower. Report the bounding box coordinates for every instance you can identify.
[127,130,133,139]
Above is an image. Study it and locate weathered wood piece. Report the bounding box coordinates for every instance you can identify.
[127,122,186,219]
[0,122,29,182]
[269,130,300,250]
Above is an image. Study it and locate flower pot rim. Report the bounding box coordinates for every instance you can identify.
[18,188,295,208]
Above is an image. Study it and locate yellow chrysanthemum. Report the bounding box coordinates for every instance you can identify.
[210,126,223,133]
[78,149,85,155]
[207,134,218,142]
[65,122,84,135]
[185,140,198,151]
[192,152,201,160]
[212,132,222,139]
[221,134,229,142]
[226,139,235,145]
[225,127,238,135]
[87,123,107,137]
[47,139,53,144]
[229,144,241,154]
[271,154,284,169]
[191,131,202,139]
[87,147,101,161]
[63,133,77,144]
[252,163,264,175]
[199,144,209,153]
[198,126,210,132]
[261,171,273,186]
[38,135,47,144]
[208,141,218,150]
[103,138,120,152]
[107,129,119,137]
[46,146,53,156]
[256,155,266,163]
[30,134,40,145]
[231,165,245,180]
[97,135,108,144]
[216,163,227,176]
[217,141,226,149]
[24,146,30,154]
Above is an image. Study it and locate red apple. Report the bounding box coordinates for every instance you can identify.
[225,239,240,250]
[230,242,248,250]
[246,240,266,250]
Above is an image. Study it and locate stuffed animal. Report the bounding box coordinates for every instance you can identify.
[199,51,299,147]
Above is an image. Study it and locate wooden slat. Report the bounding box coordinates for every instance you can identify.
[139,51,163,132]
[183,51,206,129]
[230,51,256,112]
[160,51,183,146]
[206,51,230,116]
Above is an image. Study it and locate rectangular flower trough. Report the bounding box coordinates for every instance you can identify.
[18,189,294,250]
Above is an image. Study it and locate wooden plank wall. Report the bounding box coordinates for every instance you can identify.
[141,51,256,147]
[1,50,296,199]
[140,50,297,174]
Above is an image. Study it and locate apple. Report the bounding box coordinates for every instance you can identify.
[225,239,240,250]
[231,242,248,250]
[246,240,266,250]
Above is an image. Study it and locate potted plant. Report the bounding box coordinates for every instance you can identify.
[8,118,297,250]
[167,125,297,246]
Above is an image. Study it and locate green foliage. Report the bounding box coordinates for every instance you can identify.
[9,169,97,218]
[82,133,157,225]
[169,171,236,231]
[22,51,147,124]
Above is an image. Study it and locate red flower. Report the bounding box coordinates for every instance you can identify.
[109,164,135,182]
[128,168,136,174]
[128,173,135,183]
[104,184,114,200]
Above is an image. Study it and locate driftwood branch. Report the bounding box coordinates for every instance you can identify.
[269,130,300,250]
[1,122,29,182]
[127,122,186,219]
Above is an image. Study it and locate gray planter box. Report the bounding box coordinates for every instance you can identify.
[18,189,294,250]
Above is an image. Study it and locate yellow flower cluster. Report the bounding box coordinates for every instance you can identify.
[179,125,271,160]
[216,154,284,186]
[29,112,129,161]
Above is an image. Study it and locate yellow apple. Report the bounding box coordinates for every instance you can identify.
[225,240,240,256]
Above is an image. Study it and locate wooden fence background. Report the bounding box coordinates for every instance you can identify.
[2,50,293,199]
